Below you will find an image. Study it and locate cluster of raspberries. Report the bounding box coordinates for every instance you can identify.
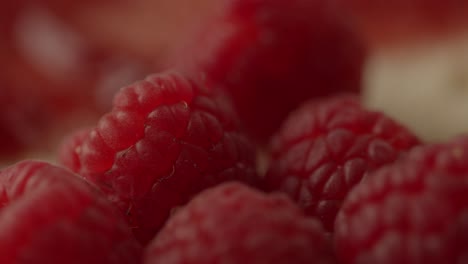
[2,0,468,264]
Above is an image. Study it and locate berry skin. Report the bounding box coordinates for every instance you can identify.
[0,160,142,264]
[264,95,420,231]
[173,0,366,142]
[59,71,258,244]
[145,182,336,264]
[335,136,468,264]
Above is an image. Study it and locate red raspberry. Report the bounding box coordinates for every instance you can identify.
[335,136,468,264]
[264,95,420,231]
[172,0,366,142]
[0,160,141,264]
[145,182,336,264]
[59,71,258,244]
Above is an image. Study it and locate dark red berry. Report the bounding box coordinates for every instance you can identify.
[173,0,366,142]
[335,136,468,264]
[264,95,420,231]
[0,160,141,264]
[59,71,258,244]
[145,182,336,264]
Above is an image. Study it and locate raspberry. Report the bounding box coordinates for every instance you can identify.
[264,95,420,231]
[59,71,258,244]
[172,0,366,142]
[145,182,335,264]
[0,160,141,264]
[335,136,468,264]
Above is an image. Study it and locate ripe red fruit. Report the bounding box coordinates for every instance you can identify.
[145,182,336,264]
[264,95,420,231]
[0,160,142,264]
[59,71,258,244]
[173,0,366,142]
[335,136,468,264]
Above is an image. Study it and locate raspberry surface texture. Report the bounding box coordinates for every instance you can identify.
[173,0,366,142]
[264,95,420,231]
[0,160,142,264]
[335,136,468,264]
[145,182,335,264]
[59,71,258,244]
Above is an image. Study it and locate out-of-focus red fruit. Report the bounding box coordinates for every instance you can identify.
[0,160,143,264]
[335,136,468,264]
[0,2,153,158]
[145,182,336,264]
[172,0,366,143]
[44,0,219,63]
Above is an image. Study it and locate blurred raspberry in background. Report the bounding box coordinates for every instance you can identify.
[0,0,216,161]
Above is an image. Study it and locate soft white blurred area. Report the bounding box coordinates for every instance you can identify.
[364,31,468,142]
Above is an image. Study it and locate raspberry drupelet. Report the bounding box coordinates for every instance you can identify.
[264,95,420,231]
[59,71,259,244]
[335,136,468,264]
[0,160,142,264]
[145,182,336,264]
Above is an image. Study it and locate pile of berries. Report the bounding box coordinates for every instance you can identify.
[3,0,468,263]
